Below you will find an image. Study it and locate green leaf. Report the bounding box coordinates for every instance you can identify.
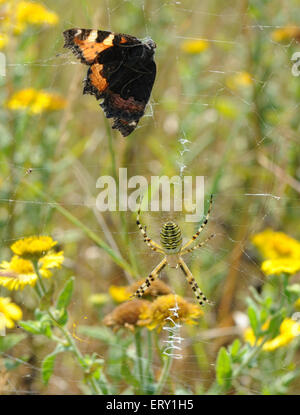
[19,320,42,335]
[268,313,282,338]
[230,338,241,359]
[42,353,56,385]
[248,306,259,336]
[41,322,53,338]
[0,334,26,352]
[216,347,232,390]
[41,345,65,385]
[34,309,44,321]
[56,308,68,326]
[56,277,74,310]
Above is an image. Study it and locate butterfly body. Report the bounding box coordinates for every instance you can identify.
[63,28,156,136]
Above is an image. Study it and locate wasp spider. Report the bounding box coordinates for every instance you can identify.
[132,195,215,306]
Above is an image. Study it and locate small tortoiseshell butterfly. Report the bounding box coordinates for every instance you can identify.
[63,28,156,137]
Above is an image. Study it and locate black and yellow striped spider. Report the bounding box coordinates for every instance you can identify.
[132,195,215,306]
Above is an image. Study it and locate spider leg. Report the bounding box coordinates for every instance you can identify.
[181,194,213,251]
[131,258,167,298]
[136,204,164,253]
[146,243,165,254]
[180,233,215,256]
[178,257,212,306]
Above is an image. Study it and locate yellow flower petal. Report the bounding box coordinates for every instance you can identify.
[40,251,64,270]
[109,285,131,303]
[15,1,58,34]
[0,297,22,328]
[0,248,64,291]
[138,294,203,332]
[261,258,300,276]
[11,236,57,259]
[0,33,8,49]
[226,71,253,90]
[6,89,66,114]
[252,229,300,260]
[181,39,209,54]
[244,318,300,351]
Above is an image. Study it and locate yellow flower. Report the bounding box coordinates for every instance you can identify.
[261,258,300,276]
[271,26,300,42]
[226,71,253,90]
[244,326,257,346]
[138,294,203,332]
[0,251,64,290]
[14,1,58,34]
[39,251,64,269]
[252,229,300,260]
[244,319,269,347]
[244,318,300,351]
[109,285,131,303]
[103,299,150,332]
[181,39,209,54]
[0,33,8,49]
[6,88,66,114]
[0,297,22,329]
[11,236,57,259]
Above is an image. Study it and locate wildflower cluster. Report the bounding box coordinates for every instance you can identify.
[0,236,63,290]
[251,229,300,276]
[6,88,66,114]
[0,0,58,50]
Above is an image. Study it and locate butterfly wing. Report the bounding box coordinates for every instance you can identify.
[63,28,156,137]
[63,28,116,65]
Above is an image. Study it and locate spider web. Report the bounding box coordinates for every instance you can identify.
[1,0,300,395]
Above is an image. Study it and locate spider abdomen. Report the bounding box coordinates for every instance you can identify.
[160,222,182,254]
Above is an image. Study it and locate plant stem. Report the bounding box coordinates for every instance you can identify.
[134,329,144,394]
[145,330,154,394]
[32,259,47,294]
[155,352,173,394]
[233,338,268,379]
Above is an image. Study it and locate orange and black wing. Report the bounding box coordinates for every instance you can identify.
[63,28,156,137]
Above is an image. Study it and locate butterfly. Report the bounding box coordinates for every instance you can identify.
[63,28,156,137]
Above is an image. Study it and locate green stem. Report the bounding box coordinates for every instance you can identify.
[146,330,154,394]
[155,352,173,394]
[233,337,269,379]
[32,260,46,295]
[134,329,144,394]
